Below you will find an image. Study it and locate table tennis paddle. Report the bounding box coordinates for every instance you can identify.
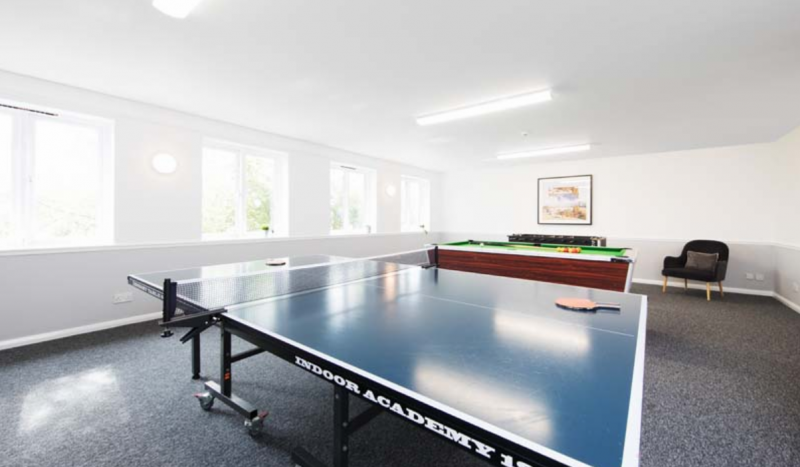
[555,298,621,312]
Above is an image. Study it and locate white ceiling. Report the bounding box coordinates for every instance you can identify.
[0,0,798,171]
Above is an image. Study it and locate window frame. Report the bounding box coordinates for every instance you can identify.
[330,162,377,235]
[201,139,288,240]
[0,100,115,250]
[400,175,431,233]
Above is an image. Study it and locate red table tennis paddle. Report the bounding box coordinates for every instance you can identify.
[555,298,621,312]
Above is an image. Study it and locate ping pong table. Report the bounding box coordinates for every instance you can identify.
[128,249,647,467]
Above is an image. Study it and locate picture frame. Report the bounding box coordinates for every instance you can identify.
[538,175,593,225]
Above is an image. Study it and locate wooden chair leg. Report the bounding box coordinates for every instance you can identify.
[706,283,711,301]
[684,278,688,291]
[662,276,668,293]
[718,282,724,298]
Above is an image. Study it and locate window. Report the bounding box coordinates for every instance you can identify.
[330,163,376,234]
[0,101,114,250]
[202,140,287,239]
[401,176,431,232]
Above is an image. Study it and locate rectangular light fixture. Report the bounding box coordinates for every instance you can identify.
[153,0,203,19]
[496,144,592,160]
[416,90,552,126]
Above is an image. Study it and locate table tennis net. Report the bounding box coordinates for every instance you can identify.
[173,247,435,313]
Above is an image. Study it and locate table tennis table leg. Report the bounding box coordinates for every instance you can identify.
[291,385,352,467]
[333,386,349,467]
[221,327,232,397]
[191,325,267,437]
[191,334,201,380]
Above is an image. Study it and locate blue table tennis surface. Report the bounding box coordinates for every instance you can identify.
[133,256,646,467]
[228,264,645,467]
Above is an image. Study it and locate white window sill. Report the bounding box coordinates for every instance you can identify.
[0,231,434,257]
[0,240,114,255]
[202,232,286,241]
[330,230,374,236]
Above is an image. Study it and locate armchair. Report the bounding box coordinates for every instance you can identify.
[662,240,729,301]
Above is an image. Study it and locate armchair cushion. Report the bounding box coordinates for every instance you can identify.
[685,251,718,272]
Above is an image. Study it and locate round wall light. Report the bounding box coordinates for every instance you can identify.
[152,153,178,174]
[385,184,397,197]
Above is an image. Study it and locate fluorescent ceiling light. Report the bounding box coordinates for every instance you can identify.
[497,144,592,160]
[153,0,203,19]
[416,90,552,126]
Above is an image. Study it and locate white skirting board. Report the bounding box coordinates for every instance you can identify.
[634,278,800,314]
[632,278,775,297]
[0,312,161,352]
[776,294,800,314]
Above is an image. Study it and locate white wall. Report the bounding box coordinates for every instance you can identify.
[0,69,442,244]
[774,125,800,247]
[441,143,776,241]
[773,126,800,309]
[0,70,443,347]
[440,137,797,300]
[115,118,203,243]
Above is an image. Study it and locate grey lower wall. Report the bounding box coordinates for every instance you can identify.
[612,238,776,292]
[0,233,440,345]
[776,245,800,306]
[438,232,779,293]
[2,232,796,348]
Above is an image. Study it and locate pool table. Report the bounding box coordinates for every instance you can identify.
[436,240,637,292]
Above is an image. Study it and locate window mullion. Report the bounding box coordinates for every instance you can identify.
[271,161,277,235]
[9,111,24,247]
[401,179,406,230]
[97,125,111,243]
[343,170,350,231]
[367,171,373,233]
[269,158,278,235]
[237,151,246,235]
[19,113,34,246]
[415,180,420,228]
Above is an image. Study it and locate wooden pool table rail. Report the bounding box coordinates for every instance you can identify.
[436,247,635,292]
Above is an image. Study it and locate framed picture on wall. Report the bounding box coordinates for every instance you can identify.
[538,175,593,225]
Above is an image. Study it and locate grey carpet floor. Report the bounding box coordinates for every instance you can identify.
[1,285,799,467]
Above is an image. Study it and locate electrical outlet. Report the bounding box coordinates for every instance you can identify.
[745,273,754,280]
[113,292,133,304]
[793,282,800,293]
[755,273,765,282]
